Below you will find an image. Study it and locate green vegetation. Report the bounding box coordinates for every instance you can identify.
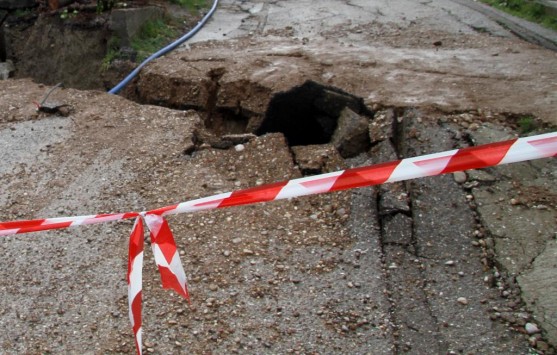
[168,0,209,11]
[101,36,121,72]
[479,0,557,31]
[97,0,116,13]
[101,0,208,70]
[517,115,537,133]
[131,17,180,62]
[101,16,182,70]
[13,9,32,17]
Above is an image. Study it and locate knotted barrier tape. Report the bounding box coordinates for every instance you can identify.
[1,132,556,354]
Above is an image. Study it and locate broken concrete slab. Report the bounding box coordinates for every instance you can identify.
[473,181,556,276]
[383,245,440,353]
[397,114,528,353]
[370,140,410,215]
[291,144,344,174]
[135,35,557,126]
[382,214,413,246]
[331,107,370,158]
[518,240,557,346]
[370,108,396,144]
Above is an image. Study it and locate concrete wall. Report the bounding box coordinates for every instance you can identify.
[109,6,165,47]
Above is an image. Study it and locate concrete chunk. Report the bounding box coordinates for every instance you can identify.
[517,240,557,345]
[331,107,370,158]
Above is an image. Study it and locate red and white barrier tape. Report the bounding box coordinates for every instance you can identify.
[127,218,144,355]
[0,132,555,354]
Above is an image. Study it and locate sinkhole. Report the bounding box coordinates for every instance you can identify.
[256,81,370,146]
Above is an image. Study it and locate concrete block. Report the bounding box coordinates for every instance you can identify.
[109,6,165,47]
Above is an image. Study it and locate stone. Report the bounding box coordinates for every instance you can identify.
[467,122,514,146]
[369,108,395,143]
[452,171,467,184]
[331,107,370,158]
[525,322,540,334]
[467,169,497,182]
[291,144,344,174]
[457,297,468,305]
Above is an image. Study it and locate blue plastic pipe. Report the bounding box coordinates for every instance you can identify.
[108,0,219,94]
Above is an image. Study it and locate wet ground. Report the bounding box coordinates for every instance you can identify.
[0,0,556,354]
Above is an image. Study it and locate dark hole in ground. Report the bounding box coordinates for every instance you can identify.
[256,80,370,146]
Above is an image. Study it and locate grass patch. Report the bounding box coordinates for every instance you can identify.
[479,0,557,31]
[131,17,180,62]
[101,36,121,72]
[101,17,182,70]
[517,115,537,133]
[101,1,207,70]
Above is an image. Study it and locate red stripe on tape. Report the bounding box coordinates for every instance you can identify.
[16,222,74,234]
[441,140,516,173]
[330,161,400,191]
[130,293,142,353]
[157,266,189,300]
[218,181,288,207]
[145,216,190,302]
[127,219,144,283]
[147,204,179,216]
[194,199,226,208]
[151,218,178,265]
[0,219,47,230]
[413,155,452,171]
[300,175,340,190]
[127,218,144,355]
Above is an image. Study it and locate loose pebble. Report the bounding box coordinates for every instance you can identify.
[234,144,245,152]
[525,322,540,334]
[453,171,467,184]
[457,297,468,305]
